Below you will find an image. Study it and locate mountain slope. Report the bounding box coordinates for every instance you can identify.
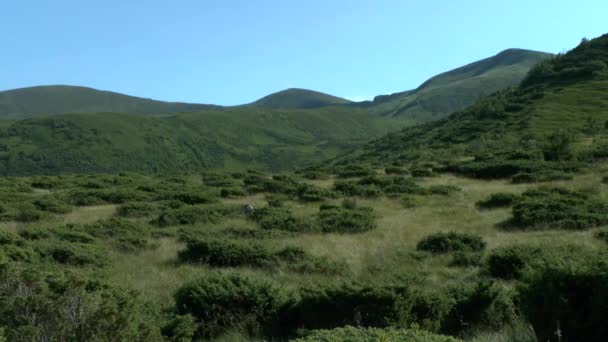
[249,88,352,109]
[368,49,552,121]
[0,107,403,175]
[337,35,608,166]
[0,85,220,117]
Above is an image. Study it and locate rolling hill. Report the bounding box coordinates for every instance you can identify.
[247,88,352,109]
[0,85,221,118]
[335,35,608,167]
[0,107,403,175]
[366,48,552,121]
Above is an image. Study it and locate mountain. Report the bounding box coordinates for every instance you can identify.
[248,88,352,109]
[336,35,608,167]
[0,107,403,175]
[366,49,553,121]
[0,85,221,118]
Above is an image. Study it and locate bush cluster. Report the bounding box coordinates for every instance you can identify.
[335,176,424,197]
[509,187,608,229]
[293,326,461,342]
[476,192,518,209]
[417,232,486,254]
[155,204,240,227]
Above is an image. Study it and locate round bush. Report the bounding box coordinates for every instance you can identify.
[416,232,486,254]
[174,273,291,338]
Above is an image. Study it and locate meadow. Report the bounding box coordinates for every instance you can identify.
[1,157,607,341]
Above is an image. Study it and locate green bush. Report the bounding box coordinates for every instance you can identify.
[316,206,376,233]
[178,239,274,267]
[219,187,246,198]
[334,165,375,178]
[252,207,318,233]
[116,202,158,218]
[0,265,162,341]
[295,283,413,330]
[511,170,574,183]
[476,193,518,209]
[385,166,409,175]
[33,196,72,214]
[443,280,517,335]
[519,253,608,342]
[449,251,484,268]
[485,245,544,280]
[411,167,435,177]
[174,273,292,338]
[155,204,239,227]
[335,176,424,197]
[293,326,461,342]
[427,185,461,195]
[35,241,108,267]
[417,232,486,254]
[509,187,608,229]
[595,228,608,243]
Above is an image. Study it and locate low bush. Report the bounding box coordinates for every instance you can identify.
[443,279,517,335]
[334,165,375,178]
[220,227,295,240]
[446,158,582,180]
[301,170,330,180]
[411,167,435,177]
[385,166,409,175]
[417,232,486,254]
[155,204,240,227]
[174,273,292,338]
[316,206,376,233]
[116,202,158,218]
[509,187,608,229]
[33,196,72,214]
[295,283,413,330]
[427,185,461,195]
[595,228,608,243]
[449,251,484,268]
[178,239,274,267]
[252,207,318,233]
[335,176,424,197]
[35,241,108,267]
[476,193,518,209]
[293,326,461,342]
[485,245,544,280]
[219,187,246,198]
[511,170,574,183]
[519,253,608,342]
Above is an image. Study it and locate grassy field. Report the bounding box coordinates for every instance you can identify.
[2,161,605,340]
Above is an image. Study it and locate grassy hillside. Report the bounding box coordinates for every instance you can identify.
[0,107,403,175]
[337,35,608,167]
[0,85,220,117]
[248,88,352,109]
[367,49,552,121]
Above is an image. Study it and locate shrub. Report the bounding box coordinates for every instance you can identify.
[443,280,517,335]
[174,273,291,338]
[295,283,413,330]
[220,227,295,240]
[519,254,608,342]
[155,204,239,227]
[509,187,608,229]
[219,187,246,198]
[35,241,108,267]
[252,207,318,233]
[178,239,273,267]
[596,228,608,243]
[476,193,518,209]
[316,206,376,233]
[449,252,484,268]
[385,166,409,175]
[427,185,461,195]
[33,196,72,214]
[485,245,544,280]
[411,167,435,177]
[335,165,375,178]
[159,191,216,205]
[417,232,486,254]
[301,171,330,180]
[293,326,461,342]
[334,176,424,197]
[116,202,158,218]
[511,170,574,183]
[15,204,47,222]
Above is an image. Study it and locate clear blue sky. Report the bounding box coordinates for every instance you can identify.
[1,0,606,105]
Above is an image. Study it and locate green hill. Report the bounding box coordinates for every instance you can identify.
[0,107,402,175]
[0,85,220,118]
[336,35,608,167]
[248,88,352,109]
[367,49,552,121]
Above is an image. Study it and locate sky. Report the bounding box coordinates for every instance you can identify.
[1,1,607,106]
